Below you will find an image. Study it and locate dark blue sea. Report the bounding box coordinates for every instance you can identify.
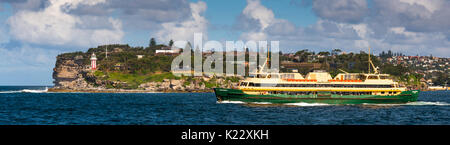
[0,86,448,125]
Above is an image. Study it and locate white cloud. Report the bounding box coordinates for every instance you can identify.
[398,0,444,13]
[154,1,208,43]
[389,27,417,37]
[67,0,193,30]
[373,0,450,34]
[241,32,268,41]
[312,0,368,23]
[7,0,124,48]
[239,0,290,41]
[351,24,369,39]
[243,0,275,30]
[234,0,450,57]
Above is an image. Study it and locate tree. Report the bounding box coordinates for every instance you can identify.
[331,49,342,56]
[387,50,393,57]
[169,39,174,47]
[149,38,156,47]
[432,72,449,86]
[295,49,312,62]
[318,51,330,56]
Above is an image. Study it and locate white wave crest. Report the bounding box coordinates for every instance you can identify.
[404,101,450,106]
[0,87,48,94]
[363,101,450,106]
[0,90,22,93]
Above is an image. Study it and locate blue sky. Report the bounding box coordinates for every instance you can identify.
[0,0,449,85]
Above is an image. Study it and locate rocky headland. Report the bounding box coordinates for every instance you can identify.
[51,45,239,93]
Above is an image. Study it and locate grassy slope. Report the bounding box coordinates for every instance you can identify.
[94,71,180,89]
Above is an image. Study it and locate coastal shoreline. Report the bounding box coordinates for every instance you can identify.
[47,88,214,93]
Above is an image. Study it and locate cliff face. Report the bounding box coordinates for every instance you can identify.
[52,54,92,89]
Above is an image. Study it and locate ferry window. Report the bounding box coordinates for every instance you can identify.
[380,76,389,79]
[359,75,366,81]
[381,92,385,94]
[368,76,379,79]
[270,74,279,78]
[248,83,254,86]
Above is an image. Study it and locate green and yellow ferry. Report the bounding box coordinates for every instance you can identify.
[214,49,419,105]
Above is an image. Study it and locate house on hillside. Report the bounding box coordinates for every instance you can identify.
[155,46,181,55]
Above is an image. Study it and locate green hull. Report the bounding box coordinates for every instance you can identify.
[213,88,419,104]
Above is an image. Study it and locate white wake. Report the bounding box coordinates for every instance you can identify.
[217,100,449,106]
[0,87,48,93]
[216,100,246,104]
[363,101,450,106]
[284,102,330,106]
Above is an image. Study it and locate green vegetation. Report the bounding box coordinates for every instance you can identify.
[94,71,105,77]
[149,38,156,47]
[204,78,219,88]
[83,44,175,74]
[287,50,410,75]
[169,39,174,47]
[59,51,84,58]
[225,76,241,83]
[96,71,180,89]
[432,72,449,86]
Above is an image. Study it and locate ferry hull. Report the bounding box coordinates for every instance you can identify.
[213,88,419,104]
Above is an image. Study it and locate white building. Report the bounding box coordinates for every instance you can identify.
[155,46,181,55]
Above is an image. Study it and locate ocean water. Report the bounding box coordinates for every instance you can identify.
[0,86,448,125]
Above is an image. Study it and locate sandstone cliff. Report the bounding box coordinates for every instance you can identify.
[52,53,93,90]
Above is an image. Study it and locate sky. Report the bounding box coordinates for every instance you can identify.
[0,0,449,85]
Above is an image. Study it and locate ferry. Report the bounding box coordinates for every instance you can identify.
[214,48,419,104]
